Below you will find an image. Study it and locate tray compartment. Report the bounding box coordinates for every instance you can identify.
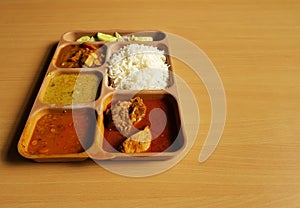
[97,91,185,160]
[53,42,106,68]
[106,42,174,90]
[18,107,97,162]
[62,30,166,42]
[39,70,103,105]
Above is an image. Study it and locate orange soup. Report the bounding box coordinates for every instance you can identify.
[28,109,96,155]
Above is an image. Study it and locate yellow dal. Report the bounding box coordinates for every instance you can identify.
[42,73,100,104]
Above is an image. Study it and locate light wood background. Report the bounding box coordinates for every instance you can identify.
[0,0,300,207]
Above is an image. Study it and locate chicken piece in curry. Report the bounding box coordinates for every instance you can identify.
[119,126,152,153]
[105,97,147,136]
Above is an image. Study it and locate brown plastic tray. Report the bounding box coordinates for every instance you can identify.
[18,30,187,162]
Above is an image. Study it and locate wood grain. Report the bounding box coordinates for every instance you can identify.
[0,0,300,207]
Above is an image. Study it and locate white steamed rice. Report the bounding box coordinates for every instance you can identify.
[108,44,169,90]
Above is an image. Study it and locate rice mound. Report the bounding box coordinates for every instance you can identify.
[108,44,169,90]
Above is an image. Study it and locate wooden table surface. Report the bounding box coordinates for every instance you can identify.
[1,0,300,207]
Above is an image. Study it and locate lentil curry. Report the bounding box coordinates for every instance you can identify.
[42,73,101,105]
[28,109,96,155]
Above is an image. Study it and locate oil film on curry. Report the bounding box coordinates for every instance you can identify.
[18,30,224,177]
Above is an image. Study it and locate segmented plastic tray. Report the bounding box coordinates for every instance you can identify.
[18,30,187,162]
